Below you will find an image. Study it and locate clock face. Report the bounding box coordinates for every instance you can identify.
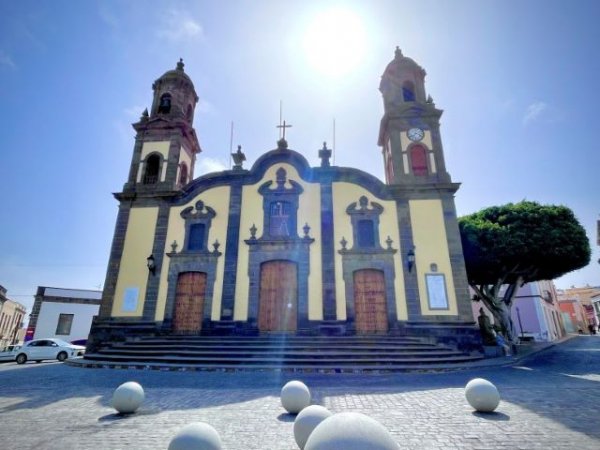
[407,128,424,142]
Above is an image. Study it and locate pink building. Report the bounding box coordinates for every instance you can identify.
[471,280,565,343]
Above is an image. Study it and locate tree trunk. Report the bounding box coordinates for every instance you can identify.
[472,282,520,345]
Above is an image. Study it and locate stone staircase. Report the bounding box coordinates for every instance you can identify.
[80,335,484,372]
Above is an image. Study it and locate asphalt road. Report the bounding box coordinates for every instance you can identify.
[0,335,598,449]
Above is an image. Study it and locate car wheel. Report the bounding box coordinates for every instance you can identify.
[57,351,68,362]
[16,353,27,364]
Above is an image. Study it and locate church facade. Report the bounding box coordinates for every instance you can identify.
[88,49,477,350]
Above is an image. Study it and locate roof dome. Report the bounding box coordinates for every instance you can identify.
[155,58,194,85]
[381,47,426,80]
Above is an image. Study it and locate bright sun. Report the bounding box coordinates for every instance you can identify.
[303,8,367,77]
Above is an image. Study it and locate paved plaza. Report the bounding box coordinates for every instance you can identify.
[0,336,598,449]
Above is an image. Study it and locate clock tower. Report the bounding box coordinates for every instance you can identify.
[377,47,473,326]
[378,47,452,186]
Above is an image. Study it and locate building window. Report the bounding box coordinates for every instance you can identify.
[158,93,172,114]
[270,201,291,237]
[143,154,161,184]
[402,81,416,102]
[188,223,206,250]
[179,163,188,185]
[410,145,428,176]
[55,314,74,336]
[357,219,376,248]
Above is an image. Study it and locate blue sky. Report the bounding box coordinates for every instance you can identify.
[1,0,599,314]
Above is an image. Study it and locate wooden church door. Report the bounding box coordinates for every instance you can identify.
[173,272,207,333]
[259,261,298,332]
[353,269,388,334]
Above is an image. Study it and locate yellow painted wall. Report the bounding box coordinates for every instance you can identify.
[112,207,159,317]
[400,130,433,151]
[155,186,231,321]
[235,164,323,320]
[331,183,407,321]
[409,199,457,315]
[178,145,193,182]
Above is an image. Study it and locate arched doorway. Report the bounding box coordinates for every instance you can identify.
[173,272,207,333]
[353,269,388,333]
[259,261,298,332]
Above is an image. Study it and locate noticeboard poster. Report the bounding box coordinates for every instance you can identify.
[426,274,449,309]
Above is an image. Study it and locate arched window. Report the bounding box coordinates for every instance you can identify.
[179,163,188,185]
[410,145,428,176]
[158,93,172,114]
[143,154,160,184]
[402,81,416,102]
[186,104,193,122]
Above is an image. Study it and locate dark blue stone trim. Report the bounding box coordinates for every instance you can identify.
[220,180,244,319]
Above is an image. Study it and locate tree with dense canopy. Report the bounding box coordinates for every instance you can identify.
[459,201,590,345]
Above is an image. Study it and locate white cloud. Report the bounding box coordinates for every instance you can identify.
[197,157,229,175]
[523,101,548,125]
[0,50,16,69]
[123,105,147,119]
[157,10,203,42]
[196,99,215,115]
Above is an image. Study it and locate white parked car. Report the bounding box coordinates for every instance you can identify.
[15,338,85,364]
[0,344,22,362]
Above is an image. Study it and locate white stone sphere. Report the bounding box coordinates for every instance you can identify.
[294,405,333,449]
[168,422,221,450]
[168,422,222,450]
[465,378,500,412]
[281,380,311,414]
[304,412,398,450]
[111,381,145,414]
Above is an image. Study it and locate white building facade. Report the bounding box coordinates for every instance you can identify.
[26,287,101,343]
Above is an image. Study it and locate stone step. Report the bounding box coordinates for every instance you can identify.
[106,342,444,351]
[137,336,427,344]
[83,353,481,365]
[94,349,462,359]
[85,334,482,370]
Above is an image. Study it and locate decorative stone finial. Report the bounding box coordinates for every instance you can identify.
[395,46,403,59]
[386,236,393,250]
[213,240,220,253]
[176,58,184,71]
[250,223,257,239]
[340,237,347,250]
[141,108,149,122]
[232,145,246,170]
[426,94,434,103]
[303,223,311,238]
[319,142,332,168]
[170,240,178,253]
[277,138,288,150]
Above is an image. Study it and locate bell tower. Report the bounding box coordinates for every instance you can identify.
[378,47,451,186]
[123,59,201,195]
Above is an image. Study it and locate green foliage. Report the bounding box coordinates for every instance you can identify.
[459,201,590,285]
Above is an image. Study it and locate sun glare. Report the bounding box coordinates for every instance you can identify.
[303,8,367,77]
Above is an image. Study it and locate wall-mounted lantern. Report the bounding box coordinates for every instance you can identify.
[407,248,416,272]
[146,254,156,276]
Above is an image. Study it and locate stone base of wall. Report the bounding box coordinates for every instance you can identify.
[403,321,482,352]
[87,317,482,352]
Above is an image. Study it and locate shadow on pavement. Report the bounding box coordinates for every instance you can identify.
[0,336,598,441]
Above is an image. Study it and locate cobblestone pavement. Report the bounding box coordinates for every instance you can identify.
[0,336,598,450]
